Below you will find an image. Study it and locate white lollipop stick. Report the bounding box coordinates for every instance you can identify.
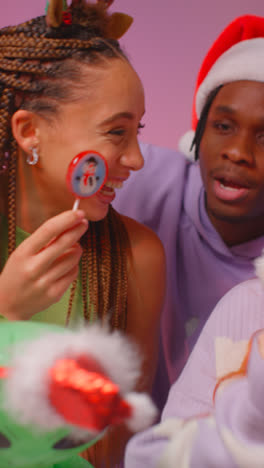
[72,198,80,211]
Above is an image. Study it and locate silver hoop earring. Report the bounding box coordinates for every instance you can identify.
[27,147,39,166]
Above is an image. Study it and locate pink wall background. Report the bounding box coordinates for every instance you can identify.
[1,1,264,150]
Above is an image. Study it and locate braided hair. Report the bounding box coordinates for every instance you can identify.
[0,1,131,331]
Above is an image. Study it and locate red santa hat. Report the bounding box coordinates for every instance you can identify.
[179,15,264,159]
[2,324,157,438]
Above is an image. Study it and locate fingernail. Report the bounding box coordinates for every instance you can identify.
[75,210,85,218]
[81,219,89,228]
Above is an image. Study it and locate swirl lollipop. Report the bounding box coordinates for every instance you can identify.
[66,150,108,210]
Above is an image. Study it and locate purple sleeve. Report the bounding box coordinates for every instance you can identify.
[113,142,193,405]
[126,332,264,468]
[113,142,188,230]
[125,279,264,468]
[188,333,264,468]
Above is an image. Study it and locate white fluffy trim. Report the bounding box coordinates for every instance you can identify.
[3,323,141,437]
[254,251,264,285]
[178,130,195,160]
[125,393,158,432]
[196,38,264,118]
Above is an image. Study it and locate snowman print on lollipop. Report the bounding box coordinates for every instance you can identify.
[66,150,108,210]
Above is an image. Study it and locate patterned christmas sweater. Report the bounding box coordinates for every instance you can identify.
[125,277,264,468]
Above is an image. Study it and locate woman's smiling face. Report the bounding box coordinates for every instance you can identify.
[30,58,145,221]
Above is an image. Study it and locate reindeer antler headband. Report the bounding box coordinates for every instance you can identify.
[46,0,133,39]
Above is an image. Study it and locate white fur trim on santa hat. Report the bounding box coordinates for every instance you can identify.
[3,324,141,438]
[178,130,196,160]
[196,38,264,118]
[124,392,158,432]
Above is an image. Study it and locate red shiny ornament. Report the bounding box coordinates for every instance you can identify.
[62,11,72,24]
[49,355,132,431]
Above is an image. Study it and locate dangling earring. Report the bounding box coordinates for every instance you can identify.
[26,147,39,166]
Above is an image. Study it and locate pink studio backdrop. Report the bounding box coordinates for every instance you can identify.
[1,1,264,150]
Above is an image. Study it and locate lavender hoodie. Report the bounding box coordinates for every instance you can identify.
[113,142,264,407]
[125,278,264,467]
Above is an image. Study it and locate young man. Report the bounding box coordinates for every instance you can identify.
[113,14,264,411]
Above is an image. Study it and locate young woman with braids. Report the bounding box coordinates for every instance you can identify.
[0,0,165,466]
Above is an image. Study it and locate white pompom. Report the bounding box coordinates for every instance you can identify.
[125,393,158,432]
[178,130,195,161]
[254,251,264,285]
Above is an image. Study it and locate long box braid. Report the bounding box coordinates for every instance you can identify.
[0,1,131,331]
